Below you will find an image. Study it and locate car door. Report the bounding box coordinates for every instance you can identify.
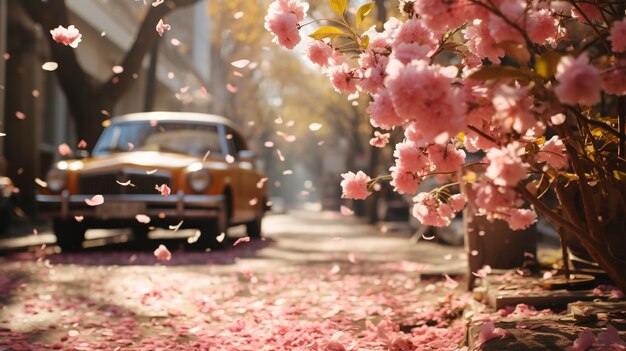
[225,127,257,224]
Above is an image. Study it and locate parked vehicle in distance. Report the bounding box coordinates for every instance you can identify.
[37,112,268,251]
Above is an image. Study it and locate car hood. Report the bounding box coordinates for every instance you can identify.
[79,151,201,172]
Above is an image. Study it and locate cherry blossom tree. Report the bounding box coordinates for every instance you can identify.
[266,0,626,291]
[20,0,201,147]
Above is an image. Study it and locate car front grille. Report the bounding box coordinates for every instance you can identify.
[78,171,172,195]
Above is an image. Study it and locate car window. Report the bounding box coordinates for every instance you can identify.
[225,127,248,155]
[93,121,223,156]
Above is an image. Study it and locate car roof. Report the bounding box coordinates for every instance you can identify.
[110,112,240,131]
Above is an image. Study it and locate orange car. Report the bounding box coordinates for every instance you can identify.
[37,112,268,251]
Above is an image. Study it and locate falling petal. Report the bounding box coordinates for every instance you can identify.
[308,123,323,131]
[32,90,40,97]
[348,253,357,263]
[233,237,250,246]
[231,59,250,69]
[116,180,135,187]
[282,170,293,175]
[77,140,87,148]
[200,86,207,96]
[58,143,72,156]
[340,206,354,216]
[444,274,459,289]
[233,11,244,19]
[202,150,211,161]
[112,65,124,74]
[180,86,189,93]
[153,244,171,261]
[264,141,274,147]
[155,183,171,196]
[248,198,258,206]
[187,230,201,244]
[421,233,435,240]
[169,220,184,231]
[135,214,151,224]
[170,38,181,46]
[233,71,243,77]
[15,111,25,120]
[42,62,58,71]
[216,232,226,243]
[276,149,285,161]
[85,195,104,206]
[225,154,235,163]
[330,264,341,275]
[152,0,164,6]
[35,178,48,188]
[256,177,268,189]
[146,169,158,175]
[226,83,238,93]
[74,216,84,223]
[550,113,566,126]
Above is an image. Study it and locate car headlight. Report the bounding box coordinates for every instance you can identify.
[46,168,67,193]
[188,169,211,193]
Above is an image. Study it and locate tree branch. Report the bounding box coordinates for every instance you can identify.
[100,0,201,103]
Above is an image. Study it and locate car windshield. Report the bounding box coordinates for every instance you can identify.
[92,120,223,156]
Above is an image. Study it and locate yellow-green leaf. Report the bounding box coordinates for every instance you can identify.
[329,0,348,17]
[356,2,375,27]
[535,51,563,79]
[361,34,370,49]
[468,65,530,81]
[309,26,345,40]
[613,170,626,182]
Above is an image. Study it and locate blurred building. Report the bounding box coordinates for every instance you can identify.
[0,0,212,215]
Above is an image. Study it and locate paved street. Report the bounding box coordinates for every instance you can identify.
[0,210,469,350]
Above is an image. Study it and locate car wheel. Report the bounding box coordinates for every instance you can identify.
[53,219,86,252]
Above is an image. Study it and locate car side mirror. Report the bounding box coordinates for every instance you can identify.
[238,150,255,162]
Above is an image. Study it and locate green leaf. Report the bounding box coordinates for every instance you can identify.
[309,26,345,40]
[356,2,375,27]
[361,34,370,49]
[329,0,348,17]
[468,65,530,81]
[535,51,562,79]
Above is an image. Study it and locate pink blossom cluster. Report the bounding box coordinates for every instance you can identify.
[266,0,626,233]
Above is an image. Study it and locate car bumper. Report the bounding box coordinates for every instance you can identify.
[37,190,224,220]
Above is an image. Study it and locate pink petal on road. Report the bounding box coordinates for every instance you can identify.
[476,322,510,349]
[233,237,250,246]
[567,330,596,351]
[85,195,104,206]
[135,214,151,224]
[153,244,171,261]
[444,274,459,289]
[231,59,250,69]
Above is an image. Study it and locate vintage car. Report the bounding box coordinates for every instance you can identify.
[37,112,268,251]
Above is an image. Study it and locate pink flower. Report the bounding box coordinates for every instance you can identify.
[554,54,601,106]
[536,136,568,169]
[427,144,466,173]
[464,19,504,63]
[472,181,518,214]
[367,90,404,130]
[567,330,596,351]
[393,141,428,173]
[327,63,357,93]
[340,171,371,200]
[393,19,437,49]
[369,131,390,148]
[412,192,457,227]
[412,0,466,34]
[153,244,171,261]
[390,165,421,195]
[596,324,626,348]
[449,194,466,212]
[156,19,171,37]
[505,208,537,230]
[50,25,82,48]
[492,85,536,135]
[527,9,560,45]
[306,40,333,67]
[267,0,308,22]
[486,143,528,186]
[265,12,301,49]
[359,54,388,94]
[384,59,465,144]
[609,18,626,53]
[571,3,603,23]
[601,62,626,96]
